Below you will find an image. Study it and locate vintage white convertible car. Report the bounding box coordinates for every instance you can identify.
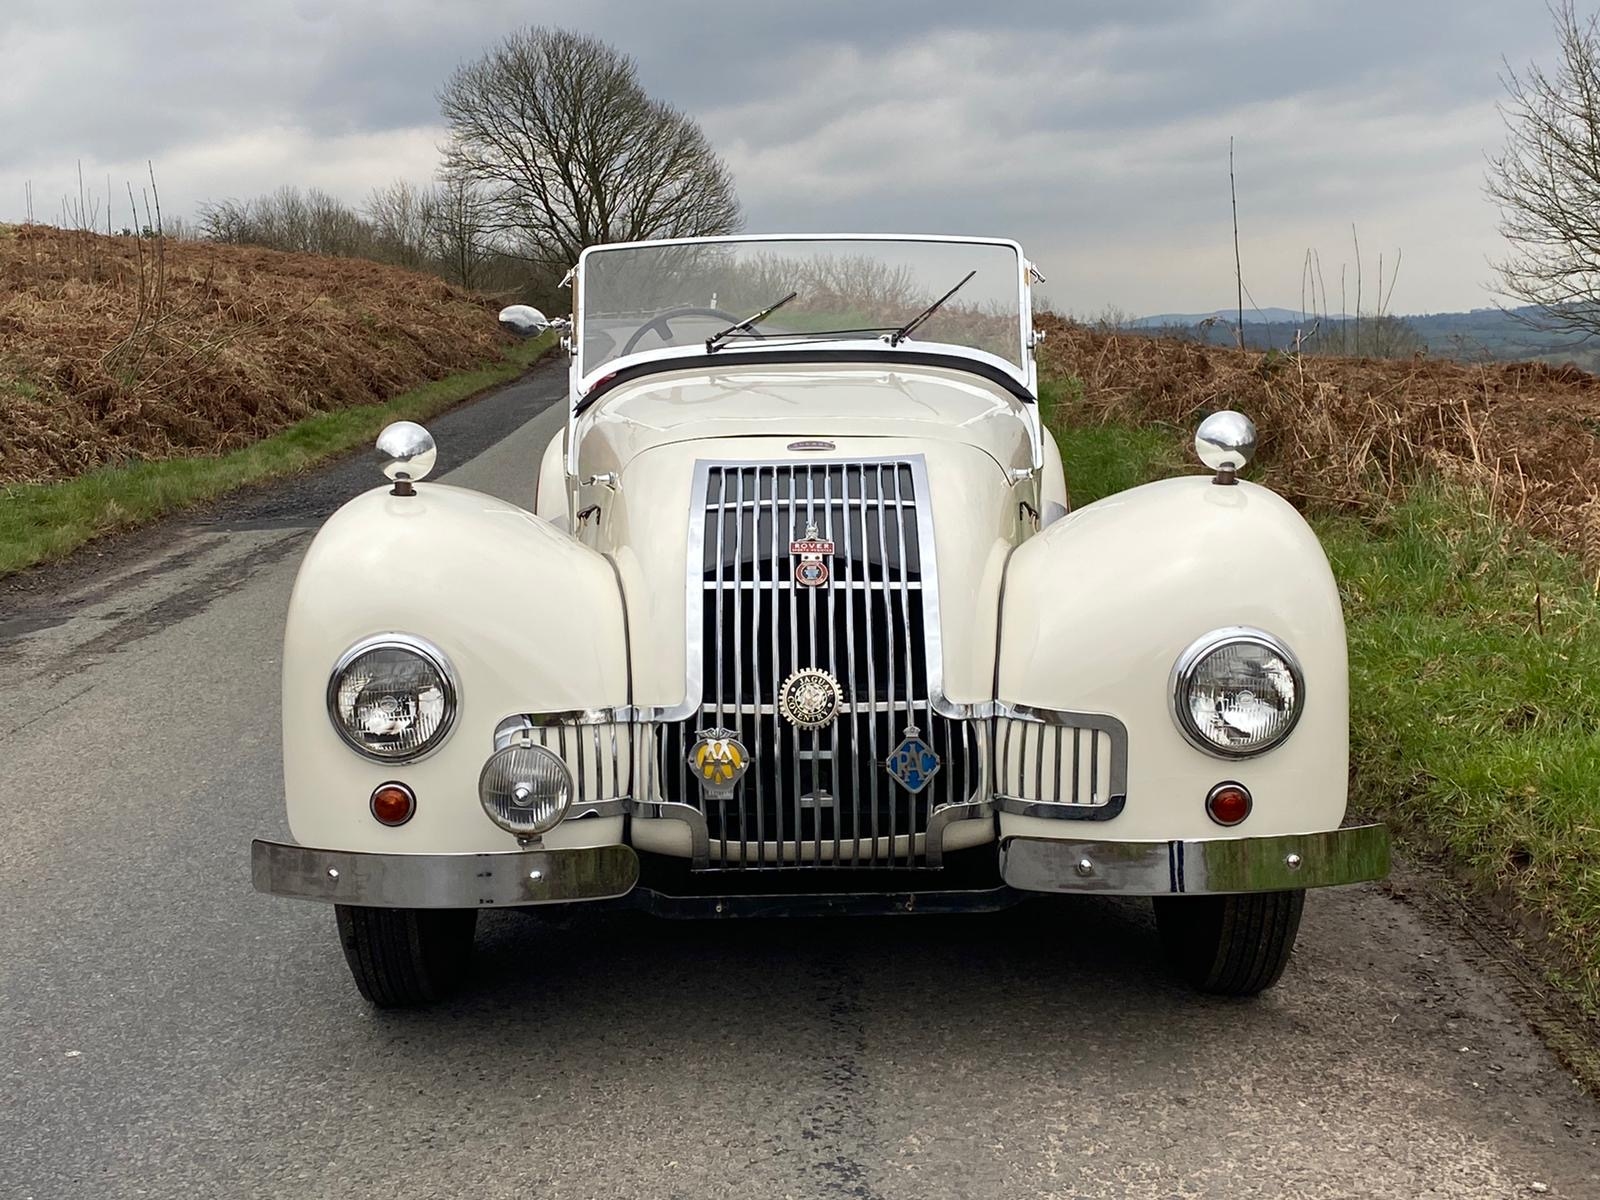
[251,234,1388,1006]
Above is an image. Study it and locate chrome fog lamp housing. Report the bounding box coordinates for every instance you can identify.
[327,635,458,762]
[1171,627,1304,757]
[479,744,573,837]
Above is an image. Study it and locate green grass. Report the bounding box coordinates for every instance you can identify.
[1054,414,1600,1012]
[0,332,555,576]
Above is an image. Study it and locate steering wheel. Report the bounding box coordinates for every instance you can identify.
[620,306,762,356]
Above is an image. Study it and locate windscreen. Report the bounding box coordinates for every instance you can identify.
[578,238,1026,377]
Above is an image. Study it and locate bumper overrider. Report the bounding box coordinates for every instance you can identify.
[250,824,1387,908]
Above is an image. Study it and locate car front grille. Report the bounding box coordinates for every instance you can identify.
[657,458,982,868]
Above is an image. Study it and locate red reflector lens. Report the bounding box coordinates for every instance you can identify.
[1206,782,1252,827]
[370,783,416,827]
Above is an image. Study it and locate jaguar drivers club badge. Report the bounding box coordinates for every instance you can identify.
[790,520,834,589]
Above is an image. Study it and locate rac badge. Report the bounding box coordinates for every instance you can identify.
[688,728,750,800]
[790,520,834,589]
[886,725,941,794]
[777,668,843,730]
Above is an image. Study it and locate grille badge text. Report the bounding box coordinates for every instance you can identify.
[886,725,941,794]
[778,668,844,729]
[790,520,834,589]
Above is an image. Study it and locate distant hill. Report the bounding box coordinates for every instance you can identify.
[1129,307,1313,327]
[1125,304,1600,369]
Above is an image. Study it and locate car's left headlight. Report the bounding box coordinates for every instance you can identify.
[1171,627,1303,757]
[327,634,458,761]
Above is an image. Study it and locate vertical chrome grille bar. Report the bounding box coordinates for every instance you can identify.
[771,465,789,865]
[732,466,748,866]
[840,465,862,861]
[874,463,896,865]
[1072,727,1082,804]
[1090,729,1101,805]
[1051,724,1063,806]
[892,464,921,865]
[823,463,841,867]
[1033,720,1045,807]
[787,465,803,867]
[752,465,770,862]
[712,469,729,863]
[859,467,881,863]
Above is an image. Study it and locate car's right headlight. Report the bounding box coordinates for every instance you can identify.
[1171,627,1304,757]
[327,634,458,761]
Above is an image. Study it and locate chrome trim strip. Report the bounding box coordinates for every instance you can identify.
[251,840,639,908]
[992,704,1128,815]
[999,824,1390,895]
[628,799,711,868]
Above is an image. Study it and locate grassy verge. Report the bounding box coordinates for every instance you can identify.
[0,332,555,577]
[1055,406,1600,1013]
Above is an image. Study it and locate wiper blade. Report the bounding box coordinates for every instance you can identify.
[706,291,799,352]
[715,325,898,344]
[888,270,976,347]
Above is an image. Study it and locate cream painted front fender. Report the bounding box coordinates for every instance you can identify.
[998,476,1348,842]
[282,483,628,854]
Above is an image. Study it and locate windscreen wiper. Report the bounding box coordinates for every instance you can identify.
[706,291,799,352]
[888,270,976,347]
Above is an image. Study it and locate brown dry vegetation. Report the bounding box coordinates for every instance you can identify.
[1036,314,1600,570]
[0,224,513,486]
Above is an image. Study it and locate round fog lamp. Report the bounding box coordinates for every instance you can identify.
[479,744,572,837]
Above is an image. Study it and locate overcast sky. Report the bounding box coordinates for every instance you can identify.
[0,0,1560,315]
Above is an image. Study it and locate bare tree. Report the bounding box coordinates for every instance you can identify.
[438,27,741,270]
[1488,2,1600,337]
[430,168,495,289]
[367,178,437,269]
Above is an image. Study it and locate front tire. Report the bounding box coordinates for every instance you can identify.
[1153,890,1304,996]
[335,905,478,1008]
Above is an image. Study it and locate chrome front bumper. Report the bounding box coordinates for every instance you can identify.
[252,823,1386,909]
[250,839,640,908]
[999,823,1390,895]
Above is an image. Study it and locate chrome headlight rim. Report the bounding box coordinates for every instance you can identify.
[1170,625,1305,759]
[326,632,460,763]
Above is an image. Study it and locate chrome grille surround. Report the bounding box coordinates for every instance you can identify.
[652,455,985,870]
[992,705,1128,820]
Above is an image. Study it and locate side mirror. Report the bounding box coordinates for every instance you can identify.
[498,304,570,338]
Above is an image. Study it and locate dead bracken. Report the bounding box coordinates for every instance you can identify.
[0,224,507,487]
[1036,315,1600,568]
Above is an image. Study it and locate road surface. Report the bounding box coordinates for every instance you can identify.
[3,358,1598,1199]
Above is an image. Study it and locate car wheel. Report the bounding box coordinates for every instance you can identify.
[334,905,478,1008]
[1152,890,1305,997]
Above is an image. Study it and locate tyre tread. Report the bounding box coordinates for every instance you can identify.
[335,905,476,1007]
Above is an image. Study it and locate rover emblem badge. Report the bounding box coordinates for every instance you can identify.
[790,520,834,589]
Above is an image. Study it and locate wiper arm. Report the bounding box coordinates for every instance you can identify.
[888,270,976,347]
[706,291,799,352]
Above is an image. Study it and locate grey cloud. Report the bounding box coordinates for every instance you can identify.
[0,0,1566,311]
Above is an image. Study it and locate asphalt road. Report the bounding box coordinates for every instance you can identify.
[3,358,1600,1199]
